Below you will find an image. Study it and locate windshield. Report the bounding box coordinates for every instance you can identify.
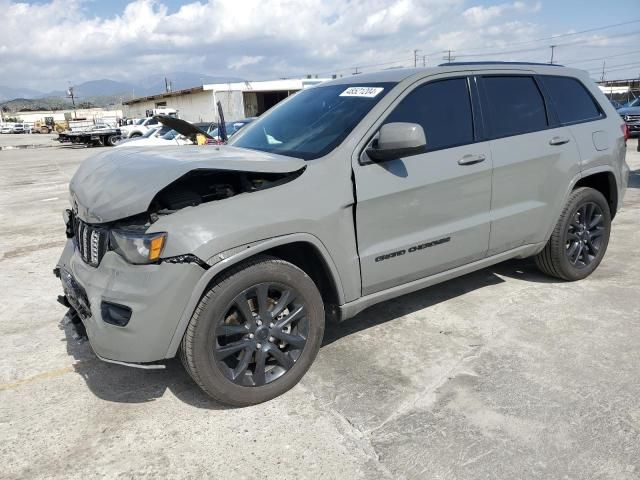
[211,121,249,138]
[161,129,181,140]
[623,98,640,108]
[142,127,160,138]
[230,83,394,160]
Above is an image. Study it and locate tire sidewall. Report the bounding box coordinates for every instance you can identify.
[190,260,325,406]
[556,188,611,281]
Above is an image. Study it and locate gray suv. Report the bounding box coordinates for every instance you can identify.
[55,63,629,406]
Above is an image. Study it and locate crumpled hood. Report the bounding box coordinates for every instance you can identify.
[69,145,305,223]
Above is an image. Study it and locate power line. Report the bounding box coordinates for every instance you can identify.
[587,60,640,72]
[304,20,640,79]
[454,29,640,59]
[450,19,640,53]
[564,49,640,65]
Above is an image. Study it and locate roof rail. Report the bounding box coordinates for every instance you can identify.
[438,61,564,67]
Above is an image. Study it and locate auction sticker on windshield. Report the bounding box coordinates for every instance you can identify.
[339,87,384,98]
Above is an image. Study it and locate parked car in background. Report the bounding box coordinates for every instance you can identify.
[617,97,640,137]
[55,63,628,406]
[115,125,169,146]
[116,117,214,148]
[209,118,256,141]
[119,116,162,138]
[11,123,27,133]
[1,124,14,134]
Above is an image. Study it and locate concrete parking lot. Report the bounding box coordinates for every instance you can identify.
[1,134,639,479]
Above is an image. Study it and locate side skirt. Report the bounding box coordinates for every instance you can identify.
[338,242,545,321]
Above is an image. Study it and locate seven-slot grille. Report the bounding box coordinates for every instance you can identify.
[73,217,109,267]
[624,114,640,123]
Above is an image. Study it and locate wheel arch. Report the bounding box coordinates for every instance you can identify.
[538,166,619,253]
[573,170,618,219]
[164,233,345,358]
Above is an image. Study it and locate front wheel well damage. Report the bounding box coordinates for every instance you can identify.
[574,172,618,219]
[197,241,341,323]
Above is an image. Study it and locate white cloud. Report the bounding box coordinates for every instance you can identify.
[463,1,541,27]
[0,0,637,91]
[228,55,265,70]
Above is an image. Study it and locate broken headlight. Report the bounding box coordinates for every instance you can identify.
[110,230,167,264]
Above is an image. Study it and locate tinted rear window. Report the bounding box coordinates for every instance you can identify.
[383,77,474,151]
[483,76,548,138]
[540,76,603,124]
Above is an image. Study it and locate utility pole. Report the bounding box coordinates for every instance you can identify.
[442,50,455,63]
[600,60,606,82]
[353,67,360,75]
[414,49,420,68]
[422,55,427,68]
[67,85,77,119]
[549,45,556,64]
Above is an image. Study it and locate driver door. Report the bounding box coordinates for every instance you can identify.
[353,76,493,295]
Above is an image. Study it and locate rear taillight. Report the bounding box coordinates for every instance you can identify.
[622,123,629,141]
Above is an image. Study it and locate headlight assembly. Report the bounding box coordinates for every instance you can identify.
[110,230,167,264]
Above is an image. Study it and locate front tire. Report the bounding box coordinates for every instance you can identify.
[535,187,611,281]
[181,256,325,406]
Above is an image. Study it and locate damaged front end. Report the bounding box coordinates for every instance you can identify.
[55,145,307,365]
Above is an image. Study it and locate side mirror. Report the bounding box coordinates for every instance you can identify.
[366,122,426,162]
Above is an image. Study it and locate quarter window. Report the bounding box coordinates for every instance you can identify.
[483,76,548,138]
[540,76,603,124]
[383,78,474,151]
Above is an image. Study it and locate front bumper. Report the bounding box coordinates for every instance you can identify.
[56,239,205,364]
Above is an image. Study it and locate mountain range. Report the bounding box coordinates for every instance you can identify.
[0,72,245,106]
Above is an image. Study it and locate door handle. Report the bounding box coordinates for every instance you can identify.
[458,154,486,166]
[549,136,570,146]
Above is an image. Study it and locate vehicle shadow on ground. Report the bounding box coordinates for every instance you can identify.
[62,323,232,410]
[323,257,556,346]
[63,257,558,408]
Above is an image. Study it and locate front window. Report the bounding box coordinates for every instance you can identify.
[230,83,395,160]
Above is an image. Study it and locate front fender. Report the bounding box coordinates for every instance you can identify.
[163,232,346,358]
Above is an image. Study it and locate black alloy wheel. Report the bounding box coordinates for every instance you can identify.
[565,202,605,268]
[535,187,611,281]
[180,256,325,406]
[214,283,308,387]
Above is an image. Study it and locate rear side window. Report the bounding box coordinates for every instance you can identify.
[383,78,474,151]
[482,76,548,138]
[540,76,603,124]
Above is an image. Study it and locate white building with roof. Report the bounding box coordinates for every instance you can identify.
[122,78,330,123]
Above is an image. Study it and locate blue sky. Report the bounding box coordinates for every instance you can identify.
[2,0,639,91]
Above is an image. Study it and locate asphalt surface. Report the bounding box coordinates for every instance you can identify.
[1,134,639,479]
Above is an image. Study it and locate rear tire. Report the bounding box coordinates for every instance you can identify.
[535,187,611,281]
[181,255,325,406]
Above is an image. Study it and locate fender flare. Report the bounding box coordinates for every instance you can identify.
[541,165,618,245]
[164,232,345,358]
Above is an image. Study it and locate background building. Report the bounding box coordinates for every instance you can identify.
[122,78,329,122]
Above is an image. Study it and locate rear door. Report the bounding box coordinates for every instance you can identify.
[478,74,581,255]
[354,76,493,295]
[537,75,611,174]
